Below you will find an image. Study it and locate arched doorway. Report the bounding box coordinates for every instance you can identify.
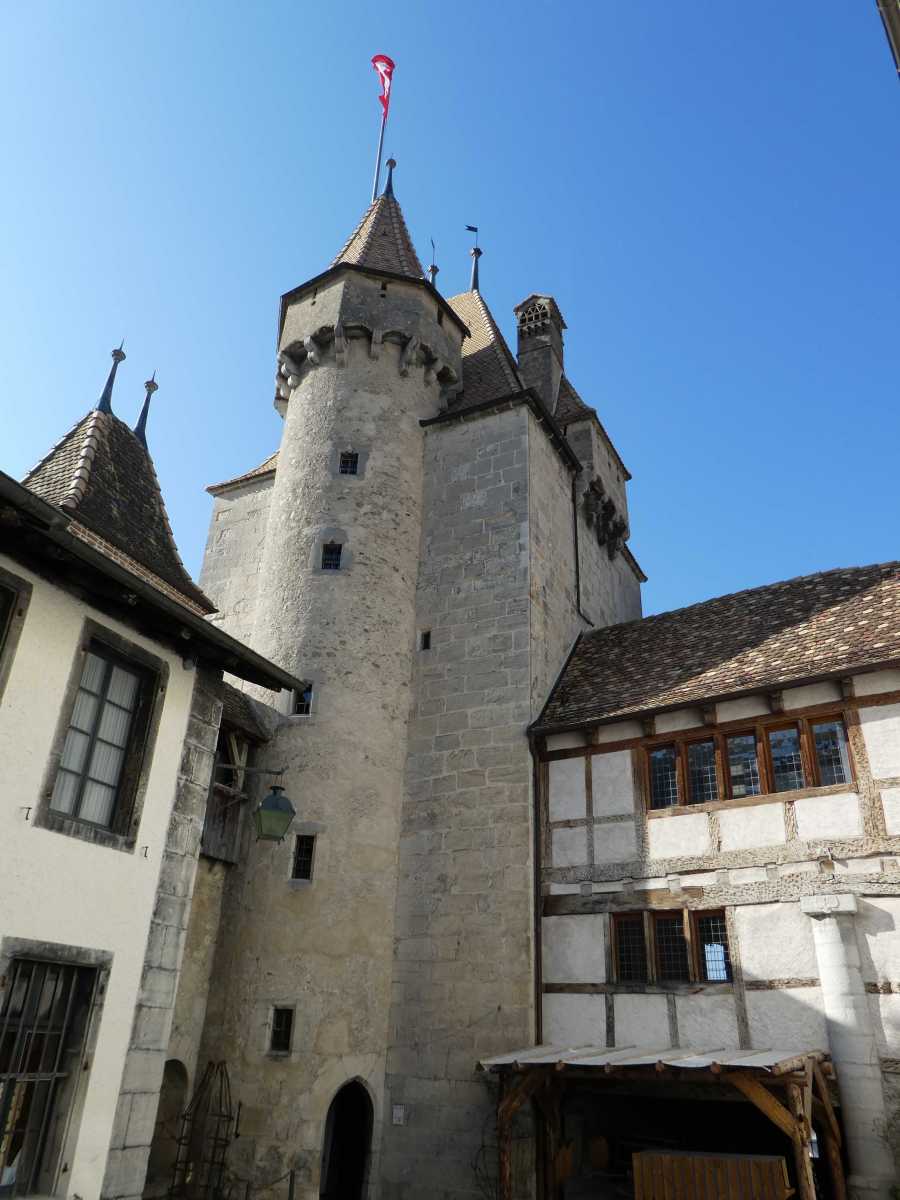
[319,1081,373,1199]
[144,1059,188,1196]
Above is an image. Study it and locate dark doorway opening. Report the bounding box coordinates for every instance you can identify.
[319,1081,373,1200]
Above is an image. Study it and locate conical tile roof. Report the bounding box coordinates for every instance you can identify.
[330,194,424,279]
[24,409,215,614]
[446,289,523,408]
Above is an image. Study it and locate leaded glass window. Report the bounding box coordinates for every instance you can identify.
[726,733,761,798]
[649,745,678,809]
[812,720,851,786]
[687,739,718,804]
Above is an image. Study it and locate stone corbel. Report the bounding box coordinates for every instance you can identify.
[303,336,320,367]
[276,351,305,399]
[333,321,348,368]
[369,328,383,360]
[399,335,420,377]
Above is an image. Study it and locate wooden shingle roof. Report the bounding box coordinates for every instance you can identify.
[535,562,900,732]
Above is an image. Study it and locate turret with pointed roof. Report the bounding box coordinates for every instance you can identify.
[23,349,214,614]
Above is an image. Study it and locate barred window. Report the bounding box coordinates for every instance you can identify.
[649,745,678,809]
[292,835,316,881]
[293,684,313,716]
[687,739,718,804]
[50,645,149,830]
[270,1007,294,1054]
[339,452,359,475]
[612,915,647,982]
[653,915,690,982]
[321,542,342,571]
[696,912,732,982]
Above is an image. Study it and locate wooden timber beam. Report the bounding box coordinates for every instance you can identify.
[722,1072,797,1142]
[787,1081,817,1200]
[812,1061,842,1147]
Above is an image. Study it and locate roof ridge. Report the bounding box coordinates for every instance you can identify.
[584,560,900,642]
[23,409,105,508]
[207,449,279,494]
[329,194,425,279]
[446,290,523,404]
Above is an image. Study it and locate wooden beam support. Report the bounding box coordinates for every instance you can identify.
[724,1072,797,1142]
[812,1061,841,1147]
[787,1082,817,1200]
[498,1069,544,1125]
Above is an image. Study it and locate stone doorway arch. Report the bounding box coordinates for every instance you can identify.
[319,1080,373,1200]
[144,1059,188,1197]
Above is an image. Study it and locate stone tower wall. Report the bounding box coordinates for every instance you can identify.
[200,475,275,647]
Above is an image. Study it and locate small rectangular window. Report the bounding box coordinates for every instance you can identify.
[420,630,431,651]
[321,542,342,571]
[270,1007,294,1054]
[649,745,678,809]
[339,452,359,476]
[812,720,850,786]
[292,834,316,881]
[768,725,805,792]
[293,684,313,716]
[695,911,732,982]
[613,914,647,982]
[50,645,148,829]
[726,733,761,798]
[653,914,690,982]
[687,739,718,804]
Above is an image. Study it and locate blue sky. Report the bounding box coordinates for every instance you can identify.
[2,3,897,616]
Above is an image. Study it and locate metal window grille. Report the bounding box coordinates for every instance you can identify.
[50,646,143,828]
[293,685,313,716]
[649,746,678,809]
[321,542,342,571]
[653,915,690,981]
[270,1008,294,1054]
[768,726,805,792]
[687,740,718,804]
[339,452,359,475]
[812,720,850,786]
[292,835,316,881]
[0,960,97,1196]
[727,733,761,798]
[614,916,648,982]
[696,912,732,982]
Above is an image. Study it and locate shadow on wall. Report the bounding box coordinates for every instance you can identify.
[144,1059,188,1198]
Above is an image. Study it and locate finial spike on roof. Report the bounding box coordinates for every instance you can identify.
[428,237,439,287]
[384,157,396,197]
[134,370,158,448]
[469,246,483,293]
[97,343,127,414]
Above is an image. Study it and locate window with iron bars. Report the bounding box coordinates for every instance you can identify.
[291,835,316,881]
[612,910,732,985]
[339,452,359,476]
[320,542,342,571]
[0,959,98,1195]
[269,1007,294,1055]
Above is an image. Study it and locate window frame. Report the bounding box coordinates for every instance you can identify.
[0,565,33,706]
[643,710,854,812]
[291,834,317,882]
[37,621,167,853]
[320,542,343,571]
[268,1006,295,1056]
[611,909,732,986]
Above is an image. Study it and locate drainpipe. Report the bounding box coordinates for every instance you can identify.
[800,894,895,1197]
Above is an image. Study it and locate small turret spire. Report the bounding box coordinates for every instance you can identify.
[469,246,483,292]
[97,342,126,414]
[383,157,396,197]
[428,237,439,287]
[134,371,158,448]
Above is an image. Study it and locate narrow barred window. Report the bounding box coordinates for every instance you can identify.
[653,914,690,981]
[339,452,359,475]
[649,745,678,809]
[293,685,313,716]
[321,542,342,571]
[270,1007,294,1054]
[613,915,647,982]
[292,835,316,881]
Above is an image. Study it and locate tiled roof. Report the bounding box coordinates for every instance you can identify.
[535,562,900,731]
[447,290,523,408]
[221,681,272,742]
[330,195,424,279]
[554,376,631,481]
[24,409,214,614]
[208,450,278,495]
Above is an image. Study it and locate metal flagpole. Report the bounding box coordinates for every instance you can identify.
[371,109,387,203]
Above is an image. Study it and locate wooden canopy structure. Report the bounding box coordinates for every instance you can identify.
[478,1044,847,1200]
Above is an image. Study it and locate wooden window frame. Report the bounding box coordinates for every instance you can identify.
[269,1006,295,1056]
[612,909,732,986]
[641,710,854,813]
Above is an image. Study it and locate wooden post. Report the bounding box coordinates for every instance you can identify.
[288,1168,296,1200]
[787,1082,817,1200]
[498,1111,513,1200]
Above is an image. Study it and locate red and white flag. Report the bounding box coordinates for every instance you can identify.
[371,54,395,119]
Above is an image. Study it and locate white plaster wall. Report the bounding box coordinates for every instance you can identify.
[594,720,643,745]
[542,993,607,1047]
[745,988,827,1049]
[860,704,900,778]
[718,804,786,852]
[655,709,703,734]
[716,696,770,722]
[648,813,710,860]
[735,903,818,981]
[545,732,587,751]
[782,682,842,710]
[868,994,900,1054]
[613,994,669,1047]
[881,787,900,835]
[854,670,900,697]
[675,994,739,1047]
[542,915,606,984]
[593,822,637,864]
[856,898,900,983]
[793,792,861,840]
[591,750,635,817]
[0,557,193,1200]
[551,825,590,868]
[548,757,587,821]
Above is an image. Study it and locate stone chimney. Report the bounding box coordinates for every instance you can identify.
[513,294,566,413]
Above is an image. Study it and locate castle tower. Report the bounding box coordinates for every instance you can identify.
[196,167,468,1195]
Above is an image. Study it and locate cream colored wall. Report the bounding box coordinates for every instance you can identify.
[0,555,194,1200]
